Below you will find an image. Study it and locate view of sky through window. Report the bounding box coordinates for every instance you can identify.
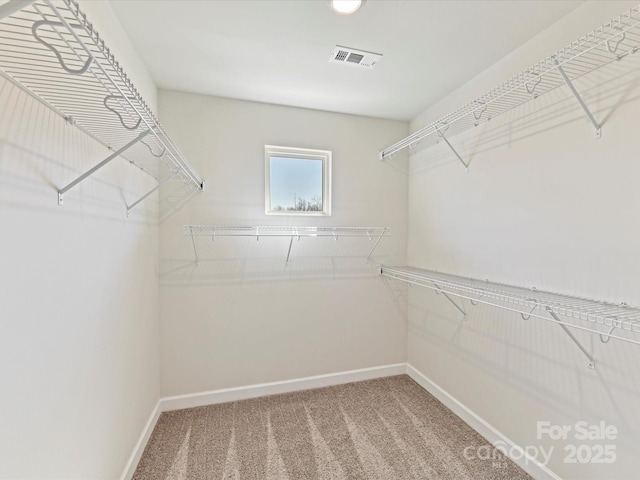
[269,156,323,211]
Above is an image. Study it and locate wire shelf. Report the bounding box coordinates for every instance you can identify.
[185,225,390,238]
[379,265,640,346]
[0,0,203,215]
[185,226,390,264]
[380,4,640,160]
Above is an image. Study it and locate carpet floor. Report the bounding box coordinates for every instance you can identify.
[133,375,531,479]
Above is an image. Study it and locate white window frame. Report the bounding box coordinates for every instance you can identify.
[265,145,332,216]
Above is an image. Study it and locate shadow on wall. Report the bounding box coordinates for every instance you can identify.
[159,234,392,285]
[381,274,409,321]
[382,50,640,175]
[404,285,640,474]
[0,76,196,223]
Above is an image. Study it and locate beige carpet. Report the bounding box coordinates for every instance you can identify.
[133,375,530,479]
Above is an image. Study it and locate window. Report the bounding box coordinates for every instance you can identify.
[265,145,332,216]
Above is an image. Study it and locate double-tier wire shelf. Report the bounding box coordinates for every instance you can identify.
[185,226,390,265]
[380,4,640,167]
[0,0,204,216]
[380,265,640,368]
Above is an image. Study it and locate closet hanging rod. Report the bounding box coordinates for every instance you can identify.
[184,226,390,238]
[0,0,204,215]
[0,68,153,178]
[379,265,640,346]
[380,4,640,160]
[185,226,391,265]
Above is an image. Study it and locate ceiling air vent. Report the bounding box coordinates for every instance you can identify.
[330,46,382,69]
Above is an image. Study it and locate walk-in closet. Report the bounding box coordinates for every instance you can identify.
[1,1,639,479]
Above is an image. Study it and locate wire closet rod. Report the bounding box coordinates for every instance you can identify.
[380,4,640,160]
[185,225,390,238]
[0,0,204,215]
[379,265,640,347]
[185,226,391,265]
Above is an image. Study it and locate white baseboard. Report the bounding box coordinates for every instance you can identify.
[120,399,162,480]
[121,363,406,479]
[160,363,407,412]
[122,363,557,480]
[406,364,560,480]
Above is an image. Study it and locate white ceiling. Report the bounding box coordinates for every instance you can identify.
[109,0,584,121]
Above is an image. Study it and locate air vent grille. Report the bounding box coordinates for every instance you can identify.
[335,50,349,62]
[346,53,364,64]
[330,45,382,69]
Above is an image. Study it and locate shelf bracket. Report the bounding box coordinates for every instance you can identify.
[189,226,199,266]
[286,236,294,264]
[285,235,301,264]
[553,58,601,139]
[126,182,160,216]
[58,130,150,205]
[126,171,180,216]
[0,0,34,20]
[433,282,467,319]
[365,229,386,261]
[548,310,595,370]
[436,128,469,171]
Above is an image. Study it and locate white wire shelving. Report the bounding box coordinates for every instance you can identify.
[185,226,390,264]
[380,265,640,367]
[0,0,204,216]
[380,4,640,166]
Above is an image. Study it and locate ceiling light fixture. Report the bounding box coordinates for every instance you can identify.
[330,0,363,15]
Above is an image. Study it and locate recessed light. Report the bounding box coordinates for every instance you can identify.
[330,0,364,15]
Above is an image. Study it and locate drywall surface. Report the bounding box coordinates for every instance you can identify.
[0,3,161,479]
[158,90,409,396]
[407,1,640,479]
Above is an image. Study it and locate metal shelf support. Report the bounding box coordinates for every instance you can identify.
[437,127,469,171]
[433,282,467,319]
[126,181,161,217]
[58,130,150,205]
[548,310,596,370]
[0,1,34,20]
[366,229,387,260]
[285,236,299,264]
[553,58,601,138]
[189,226,199,266]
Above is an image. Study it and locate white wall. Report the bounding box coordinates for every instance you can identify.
[157,90,409,396]
[0,1,161,478]
[407,1,640,479]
